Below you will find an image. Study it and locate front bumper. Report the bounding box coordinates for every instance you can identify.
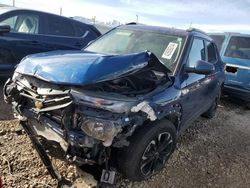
[223,84,250,102]
[22,108,96,151]
[3,74,149,165]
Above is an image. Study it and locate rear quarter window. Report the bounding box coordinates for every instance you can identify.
[225,36,250,60]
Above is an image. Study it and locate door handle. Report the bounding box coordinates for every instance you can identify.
[30,41,39,45]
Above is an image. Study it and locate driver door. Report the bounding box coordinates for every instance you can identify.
[180,38,209,127]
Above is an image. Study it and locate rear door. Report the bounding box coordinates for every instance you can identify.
[203,40,224,105]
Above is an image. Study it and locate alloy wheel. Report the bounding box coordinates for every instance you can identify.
[140,132,173,177]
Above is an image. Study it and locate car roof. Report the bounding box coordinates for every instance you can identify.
[120,24,189,37]
[1,8,75,21]
[0,6,18,14]
[119,24,211,40]
[0,7,101,36]
[0,7,89,26]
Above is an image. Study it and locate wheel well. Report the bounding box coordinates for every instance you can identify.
[166,115,179,131]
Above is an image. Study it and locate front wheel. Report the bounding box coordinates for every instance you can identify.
[117,120,176,181]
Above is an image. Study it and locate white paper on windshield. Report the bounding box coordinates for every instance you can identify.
[162,42,178,59]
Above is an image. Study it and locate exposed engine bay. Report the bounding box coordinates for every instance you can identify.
[83,69,168,96]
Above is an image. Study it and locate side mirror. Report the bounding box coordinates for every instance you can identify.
[185,60,215,75]
[0,24,10,34]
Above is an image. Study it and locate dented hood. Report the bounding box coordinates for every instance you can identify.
[15,50,170,85]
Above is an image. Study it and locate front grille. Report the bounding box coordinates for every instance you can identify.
[14,75,73,125]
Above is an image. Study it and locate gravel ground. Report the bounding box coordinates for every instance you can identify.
[0,78,250,188]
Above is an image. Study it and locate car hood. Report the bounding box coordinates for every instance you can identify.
[15,50,170,86]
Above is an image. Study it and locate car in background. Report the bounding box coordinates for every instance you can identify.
[4,25,224,183]
[0,7,101,76]
[210,33,250,108]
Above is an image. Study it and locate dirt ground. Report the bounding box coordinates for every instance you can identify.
[0,78,250,188]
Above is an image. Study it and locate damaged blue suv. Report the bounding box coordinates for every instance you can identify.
[4,25,224,183]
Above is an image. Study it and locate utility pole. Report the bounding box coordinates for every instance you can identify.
[60,7,62,16]
[13,0,15,7]
[136,14,138,23]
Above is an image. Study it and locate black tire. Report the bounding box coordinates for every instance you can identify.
[117,119,177,181]
[202,99,218,119]
[246,102,250,110]
[202,90,221,119]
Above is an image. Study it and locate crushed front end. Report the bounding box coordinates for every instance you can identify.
[4,51,173,168]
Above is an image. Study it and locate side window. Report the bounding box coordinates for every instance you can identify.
[205,41,217,63]
[0,16,17,30]
[225,36,250,60]
[187,38,205,67]
[47,16,75,37]
[0,14,39,34]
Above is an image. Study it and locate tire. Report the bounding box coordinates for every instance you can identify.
[202,90,221,119]
[117,119,177,181]
[246,102,250,110]
[202,99,218,119]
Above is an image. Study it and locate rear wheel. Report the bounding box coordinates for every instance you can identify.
[246,102,250,109]
[202,98,218,118]
[117,120,176,181]
[203,90,221,119]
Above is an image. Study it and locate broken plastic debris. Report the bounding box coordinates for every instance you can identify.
[131,101,157,121]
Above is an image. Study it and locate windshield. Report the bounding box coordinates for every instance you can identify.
[210,35,225,51]
[225,36,250,60]
[85,28,186,72]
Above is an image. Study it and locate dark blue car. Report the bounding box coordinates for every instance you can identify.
[210,33,250,108]
[0,7,101,76]
[4,25,224,183]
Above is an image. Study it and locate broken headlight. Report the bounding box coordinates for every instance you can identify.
[80,118,121,147]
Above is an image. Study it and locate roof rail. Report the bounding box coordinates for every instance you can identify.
[186,28,207,35]
[126,22,137,25]
[224,32,241,34]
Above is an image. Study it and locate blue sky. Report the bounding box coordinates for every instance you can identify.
[1,0,250,33]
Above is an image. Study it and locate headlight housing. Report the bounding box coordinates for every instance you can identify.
[80,118,121,147]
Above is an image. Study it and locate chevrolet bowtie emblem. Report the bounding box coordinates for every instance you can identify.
[35,101,43,109]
